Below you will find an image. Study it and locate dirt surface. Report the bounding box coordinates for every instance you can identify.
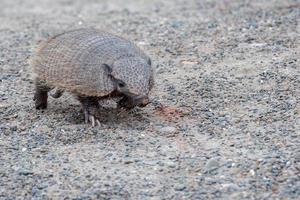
[0,0,299,199]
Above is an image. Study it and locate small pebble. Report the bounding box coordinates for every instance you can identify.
[160,126,177,134]
[10,124,17,132]
[174,184,186,191]
[222,183,239,192]
[205,158,220,173]
[294,152,300,162]
[18,169,34,176]
[249,169,256,176]
[124,159,134,164]
[164,160,176,168]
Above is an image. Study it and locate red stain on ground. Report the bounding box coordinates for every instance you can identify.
[154,104,190,122]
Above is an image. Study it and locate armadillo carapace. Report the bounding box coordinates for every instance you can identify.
[31,28,153,126]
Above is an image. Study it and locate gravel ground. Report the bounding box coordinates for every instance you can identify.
[0,0,300,199]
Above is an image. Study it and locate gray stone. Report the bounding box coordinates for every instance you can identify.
[205,158,220,173]
[174,184,186,191]
[160,126,177,134]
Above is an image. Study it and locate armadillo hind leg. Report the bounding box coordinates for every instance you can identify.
[77,96,101,127]
[50,88,64,98]
[34,79,50,109]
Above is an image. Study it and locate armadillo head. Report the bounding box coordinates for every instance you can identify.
[110,57,153,109]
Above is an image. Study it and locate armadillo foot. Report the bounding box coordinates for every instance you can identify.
[50,88,64,98]
[78,96,101,127]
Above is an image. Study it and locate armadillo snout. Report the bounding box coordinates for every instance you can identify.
[134,95,150,107]
[117,95,150,109]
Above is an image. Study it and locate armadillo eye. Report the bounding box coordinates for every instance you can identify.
[118,82,125,88]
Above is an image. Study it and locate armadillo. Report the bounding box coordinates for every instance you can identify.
[30,28,154,126]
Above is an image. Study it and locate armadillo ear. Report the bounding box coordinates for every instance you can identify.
[102,63,112,74]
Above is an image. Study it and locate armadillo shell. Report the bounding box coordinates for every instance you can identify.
[31,28,148,97]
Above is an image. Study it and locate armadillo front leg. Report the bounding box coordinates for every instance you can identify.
[77,96,101,127]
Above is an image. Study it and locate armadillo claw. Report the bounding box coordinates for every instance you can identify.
[83,108,101,127]
[90,116,100,127]
[117,107,128,116]
[90,117,101,127]
[78,96,102,127]
[85,114,101,127]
